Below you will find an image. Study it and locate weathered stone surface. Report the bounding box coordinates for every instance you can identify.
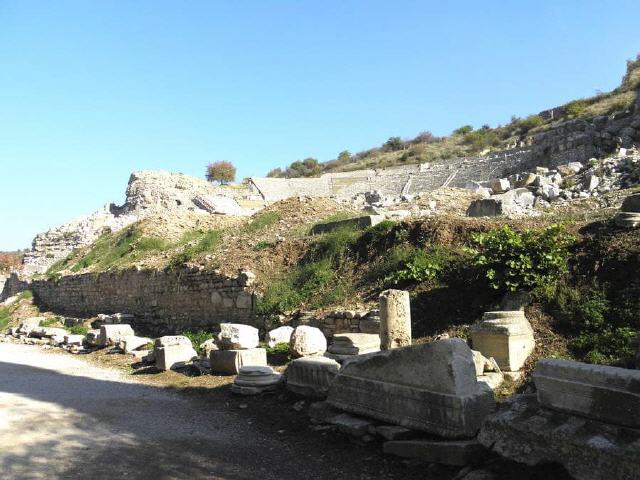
[327,333,380,355]
[375,425,418,441]
[308,401,342,424]
[620,192,640,212]
[489,178,510,194]
[209,348,267,375]
[329,413,373,437]
[199,338,218,357]
[285,356,340,398]
[217,323,259,350]
[478,395,640,480]
[118,335,152,353]
[467,198,504,217]
[98,324,135,347]
[614,211,640,228]
[155,335,193,348]
[383,439,485,466]
[84,329,101,346]
[533,358,640,428]
[266,326,294,348]
[30,327,68,339]
[232,365,283,395]
[311,215,385,235]
[64,334,85,346]
[289,326,327,358]
[470,311,534,372]
[155,344,197,371]
[327,339,495,438]
[379,289,411,350]
[17,317,44,335]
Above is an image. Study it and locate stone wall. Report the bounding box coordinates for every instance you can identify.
[287,309,380,338]
[0,275,6,299]
[1,268,258,336]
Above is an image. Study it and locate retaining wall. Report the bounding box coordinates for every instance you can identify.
[1,268,258,336]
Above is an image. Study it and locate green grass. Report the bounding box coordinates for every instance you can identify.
[168,229,224,268]
[254,241,273,251]
[242,211,281,234]
[40,317,62,327]
[65,324,89,335]
[0,306,12,331]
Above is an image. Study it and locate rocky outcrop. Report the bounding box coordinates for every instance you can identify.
[22,170,251,275]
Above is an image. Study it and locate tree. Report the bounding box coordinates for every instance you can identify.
[383,136,404,151]
[267,167,283,178]
[337,150,352,163]
[206,161,236,184]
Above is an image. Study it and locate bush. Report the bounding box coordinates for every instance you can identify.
[469,224,574,292]
[66,324,89,335]
[383,136,404,151]
[384,247,451,286]
[518,115,544,132]
[168,230,223,268]
[565,99,588,118]
[206,161,236,184]
[183,330,216,355]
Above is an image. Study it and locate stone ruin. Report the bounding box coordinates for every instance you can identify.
[21,170,252,275]
[615,191,640,227]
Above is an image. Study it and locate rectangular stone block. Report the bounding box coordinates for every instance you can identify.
[383,439,485,466]
[209,348,267,375]
[533,359,640,428]
[155,344,197,371]
[327,339,495,438]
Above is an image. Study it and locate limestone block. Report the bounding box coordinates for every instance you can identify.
[155,344,197,371]
[85,329,101,347]
[118,335,152,353]
[154,335,193,348]
[327,339,495,438]
[209,348,267,375]
[98,324,135,347]
[232,366,283,395]
[467,198,504,217]
[289,326,327,358]
[328,333,380,355]
[31,327,68,339]
[470,311,534,372]
[266,326,294,348]
[478,395,640,480]
[383,439,485,466]
[489,178,510,194]
[64,334,85,346]
[379,289,411,350]
[285,356,340,398]
[217,323,259,350]
[533,358,640,428]
[17,317,44,335]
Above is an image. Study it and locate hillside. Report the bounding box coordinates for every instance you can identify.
[268,55,640,178]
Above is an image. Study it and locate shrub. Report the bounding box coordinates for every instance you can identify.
[518,115,544,132]
[168,229,223,268]
[565,99,588,118]
[469,224,575,292]
[454,125,473,135]
[183,330,216,355]
[384,247,451,286]
[66,324,89,335]
[383,136,403,151]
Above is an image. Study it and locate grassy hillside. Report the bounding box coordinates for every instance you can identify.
[268,55,640,178]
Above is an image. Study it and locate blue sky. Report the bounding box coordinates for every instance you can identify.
[1,1,639,250]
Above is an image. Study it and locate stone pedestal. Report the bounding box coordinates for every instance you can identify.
[155,344,197,371]
[379,289,411,350]
[614,193,640,228]
[209,348,267,375]
[470,311,534,372]
[232,366,283,395]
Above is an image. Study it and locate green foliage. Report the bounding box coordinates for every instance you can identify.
[462,128,499,151]
[17,290,33,300]
[454,125,474,135]
[383,136,404,151]
[384,247,451,286]
[254,241,273,251]
[265,342,290,355]
[565,99,588,118]
[183,330,215,355]
[40,317,61,327]
[518,114,544,132]
[66,324,89,335]
[206,160,236,184]
[242,211,281,234]
[469,224,574,292]
[0,306,12,331]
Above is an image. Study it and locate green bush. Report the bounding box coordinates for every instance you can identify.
[565,99,588,118]
[183,330,216,355]
[469,224,574,292]
[384,247,451,286]
[518,115,544,132]
[66,324,89,335]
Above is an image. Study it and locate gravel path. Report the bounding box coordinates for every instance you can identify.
[0,343,428,480]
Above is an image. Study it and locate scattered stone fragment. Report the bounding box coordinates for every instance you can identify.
[155,337,197,371]
[155,335,192,348]
[375,425,418,441]
[533,358,640,428]
[232,365,283,395]
[326,333,380,360]
[478,394,640,480]
[328,413,374,437]
[379,289,411,350]
[98,324,135,347]
[217,323,259,350]
[64,334,85,346]
[289,326,327,358]
[327,339,495,438]
[614,193,640,228]
[266,325,294,348]
[118,335,152,353]
[285,356,340,398]
[199,338,218,357]
[17,317,44,335]
[30,327,68,339]
[209,348,267,375]
[383,439,486,466]
[84,329,101,347]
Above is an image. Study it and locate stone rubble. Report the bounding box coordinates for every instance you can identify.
[266,325,294,348]
[289,325,327,358]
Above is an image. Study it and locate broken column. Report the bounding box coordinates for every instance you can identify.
[470,311,534,380]
[379,289,411,350]
[209,323,267,374]
[325,332,380,362]
[232,366,283,395]
[327,339,495,438]
[285,356,340,398]
[614,193,640,228]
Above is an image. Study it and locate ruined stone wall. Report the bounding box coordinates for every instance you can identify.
[0,275,6,299]
[2,268,257,335]
[288,309,380,338]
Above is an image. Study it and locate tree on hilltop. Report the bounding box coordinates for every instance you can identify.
[206,161,236,184]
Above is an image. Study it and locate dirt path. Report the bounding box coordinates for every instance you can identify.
[0,343,432,480]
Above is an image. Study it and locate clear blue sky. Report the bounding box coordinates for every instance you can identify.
[1,1,638,250]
